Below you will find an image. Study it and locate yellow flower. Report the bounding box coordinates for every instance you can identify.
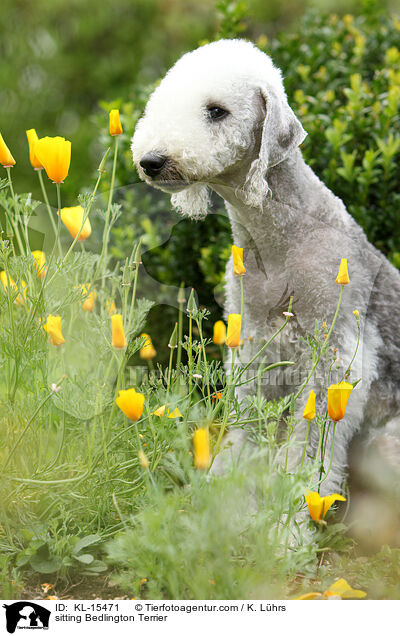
[152,405,183,418]
[34,136,71,183]
[111,313,127,349]
[106,299,117,315]
[327,381,353,421]
[138,450,149,469]
[226,313,241,348]
[139,333,156,360]
[26,129,43,170]
[305,491,346,523]
[59,206,91,241]
[213,320,226,345]
[336,258,350,285]
[109,109,123,136]
[0,133,16,167]
[116,388,145,421]
[232,245,246,276]
[353,309,359,317]
[31,250,46,278]
[0,271,27,305]
[296,578,366,600]
[43,314,66,346]
[323,578,366,599]
[302,390,316,420]
[193,428,211,470]
[80,284,97,312]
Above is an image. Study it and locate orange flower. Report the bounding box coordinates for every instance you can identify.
[305,491,346,523]
[80,285,97,312]
[109,109,123,136]
[152,405,183,418]
[336,258,350,285]
[59,206,91,241]
[111,313,127,349]
[31,250,47,278]
[211,392,223,401]
[140,333,156,360]
[26,129,43,170]
[43,314,66,346]
[106,299,117,315]
[34,136,71,183]
[327,382,353,421]
[296,578,366,600]
[193,428,211,470]
[213,320,226,345]
[226,313,241,348]
[302,390,316,420]
[0,133,16,167]
[0,271,27,305]
[232,245,246,276]
[116,388,145,421]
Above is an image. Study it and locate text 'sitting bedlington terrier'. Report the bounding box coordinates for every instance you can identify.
[132,39,400,493]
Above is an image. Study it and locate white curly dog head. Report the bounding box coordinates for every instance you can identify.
[132,39,306,218]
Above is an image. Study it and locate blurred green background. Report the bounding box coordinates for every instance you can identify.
[1,0,400,360]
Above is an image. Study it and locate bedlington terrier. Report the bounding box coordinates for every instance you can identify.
[131,39,400,492]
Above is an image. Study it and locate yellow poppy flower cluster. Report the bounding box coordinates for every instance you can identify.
[297,578,366,600]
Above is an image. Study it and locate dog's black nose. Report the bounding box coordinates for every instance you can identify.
[139,153,166,177]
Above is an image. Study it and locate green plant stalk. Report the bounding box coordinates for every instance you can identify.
[176,301,184,369]
[99,136,119,284]
[6,167,25,255]
[127,246,142,334]
[3,265,19,402]
[166,345,175,400]
[300,420,311,471]
[196,317,211,406]
[234,315,291,386]
[319,421,337,487]
[342,316,361,381]
[211,347,237,465]
[240,275,244,318]
[1,385,61,474]
[37,169,61,256]
[47,182,63,273]
[293,285,344,402]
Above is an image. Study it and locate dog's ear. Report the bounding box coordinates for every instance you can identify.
[242,85,307,208]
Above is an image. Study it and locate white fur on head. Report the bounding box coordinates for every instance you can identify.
[132,39,307,215]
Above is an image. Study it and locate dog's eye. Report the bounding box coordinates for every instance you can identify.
[207,105,229,121]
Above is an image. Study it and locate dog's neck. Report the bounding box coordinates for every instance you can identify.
[211,149,307,250]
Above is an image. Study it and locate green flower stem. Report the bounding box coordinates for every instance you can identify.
[99,136,119,284]
[342,315,361,381]
[37,169,61,256]
[319,421,337,487]
[1,377,66,474]
[293,285,344,402]
[166,345,175,400]
[176,300,184,370]
[6,167,24,255]
[300,419,311,471]
[127,243,142,334]
[196,317,211,406]
[210,347,237,466]
[240,275,244,318]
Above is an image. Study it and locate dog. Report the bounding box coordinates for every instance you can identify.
[131,39,400,492]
